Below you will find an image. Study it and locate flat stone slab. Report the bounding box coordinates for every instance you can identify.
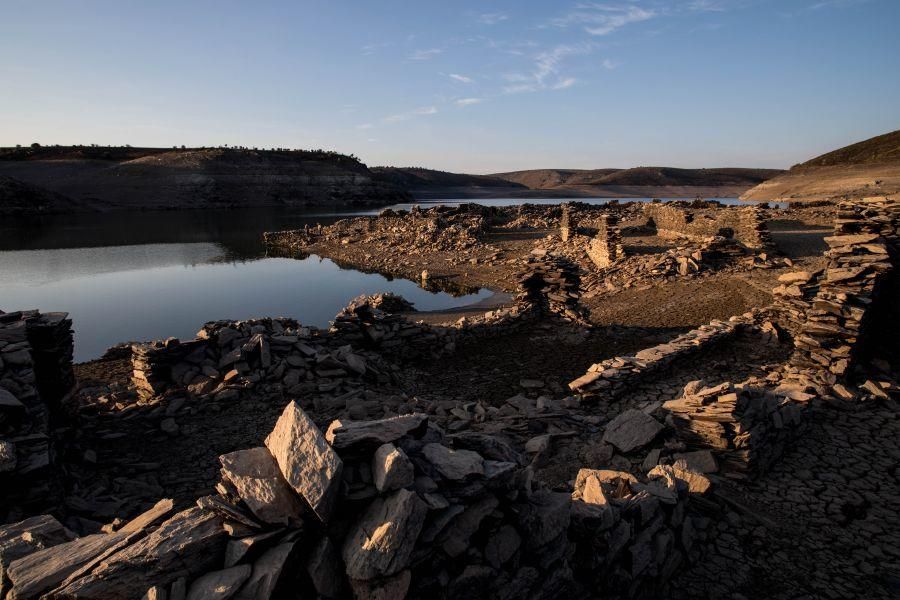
[219,447,305,526]
[422,444,484,481]
[265,401,343,523]
[326,414,428,453]
[602,409,664,453]
[186,565,251,600]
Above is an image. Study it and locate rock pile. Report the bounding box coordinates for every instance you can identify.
[791,197,899,381]
[662,378,811,480]
[0,397,716,599]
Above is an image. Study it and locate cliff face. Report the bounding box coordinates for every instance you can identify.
[0,148,410,213]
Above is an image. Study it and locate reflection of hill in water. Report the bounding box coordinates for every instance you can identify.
[1,243,231,285]
[0,207,352,258]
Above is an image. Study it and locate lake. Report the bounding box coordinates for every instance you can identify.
[0,197,751,361]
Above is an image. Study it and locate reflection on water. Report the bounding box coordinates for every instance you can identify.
[0,197,764,361]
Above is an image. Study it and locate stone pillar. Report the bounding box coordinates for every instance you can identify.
[586,215,624,268]
[560,204,572,242]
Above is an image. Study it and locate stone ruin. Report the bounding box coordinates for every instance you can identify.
[1,197,898,599]
[642,201,773,251]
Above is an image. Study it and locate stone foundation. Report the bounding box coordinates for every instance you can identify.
[586,214,625,268]
[644,202,772,250]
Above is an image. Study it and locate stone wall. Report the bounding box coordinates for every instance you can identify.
[568,317,749,401]
[790,197,899,382]
[0,310,74,521]
[0,402,706,600]
[644,202,772,250]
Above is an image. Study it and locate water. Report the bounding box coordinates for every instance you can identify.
[0,197,760,361]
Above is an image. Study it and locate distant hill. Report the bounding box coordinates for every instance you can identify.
[494,167,782,189]
[741,130,900,202]
[0,146,409,213]
[794,129,900,169]
[371,167,525,189]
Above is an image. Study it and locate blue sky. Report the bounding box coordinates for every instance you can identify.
[1,0,898,172]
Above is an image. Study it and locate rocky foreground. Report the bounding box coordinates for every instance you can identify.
[0,197,898,599]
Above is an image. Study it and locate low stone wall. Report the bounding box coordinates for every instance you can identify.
[0,401,706,599]
[662,378,811,480]
[790,197,899,381]
[568,317,748,401]
[0,310,74,521]
[644,202,772,250]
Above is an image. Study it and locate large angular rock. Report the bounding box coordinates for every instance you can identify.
[342,489,427,580]
[372,444,414,492]
[422,443,484,481]
[349,570,410,600]
[219,447,305,526]
[305,537,344,599]
[186,565,251,600]
[601,410,664,453]
[0,515,74,596]
[233,542,295,600]
[440,495,499,558]
[265,401,343,523]
[51,508,227,599]
[325,414,427,453]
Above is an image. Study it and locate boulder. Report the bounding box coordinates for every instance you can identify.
[219,448,305,526]
[342,489,427,580]
[440,495,499,558]
[265,402,343,523]
[372,444,414,492]
[422,444,484,480]
[305,536,344,599]
[601,410,664,453]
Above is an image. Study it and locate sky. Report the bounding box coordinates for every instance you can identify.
[1,0,898,173]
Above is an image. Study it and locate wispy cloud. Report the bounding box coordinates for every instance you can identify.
[477,12,508,25]
[551,3,656,36]
[409,48,442,60]
[503,43,593,94]
[808,0,871,9]
[383,105,439,123]
[455,98,483,106]
[600,58,620,70]
[449,73,475,84]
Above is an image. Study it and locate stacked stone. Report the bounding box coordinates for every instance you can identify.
[662,378,811,480]
[770,270,824,336]
[569,466,701,597]
[559,203,573,241]
[131,338,208,400]
[569,317,748,401]
[22,312,75,409]
[1,401,707,600]
[586,214,624,268]
[514,255,587,323]
[790,197,899,380]
[0,311,69,520]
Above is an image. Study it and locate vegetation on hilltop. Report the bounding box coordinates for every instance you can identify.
[371,166,526,189]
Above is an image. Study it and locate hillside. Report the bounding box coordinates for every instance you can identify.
[0,146,409,213]
[493,167,782,189]
[741,130,900,202]
[0,175,85,214]
[371,167,525,190]
[794,129,900,168]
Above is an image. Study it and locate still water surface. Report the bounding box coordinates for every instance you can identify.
[0,197,749,361]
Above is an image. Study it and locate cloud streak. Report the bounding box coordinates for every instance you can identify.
[477,12,508,25]
[455,98,483,106]
[551,3,656,36]
[449,73,474,84]
[409,48,442,60]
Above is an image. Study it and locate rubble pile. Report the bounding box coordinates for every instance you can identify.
[771,269,824,336]
[644,202,773,250]
[790,197,899,381]
[569,316,750,401]
[0,401,713,599]
[0,310,73,521]
[515,255,588,323]
[662,378,811,480]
